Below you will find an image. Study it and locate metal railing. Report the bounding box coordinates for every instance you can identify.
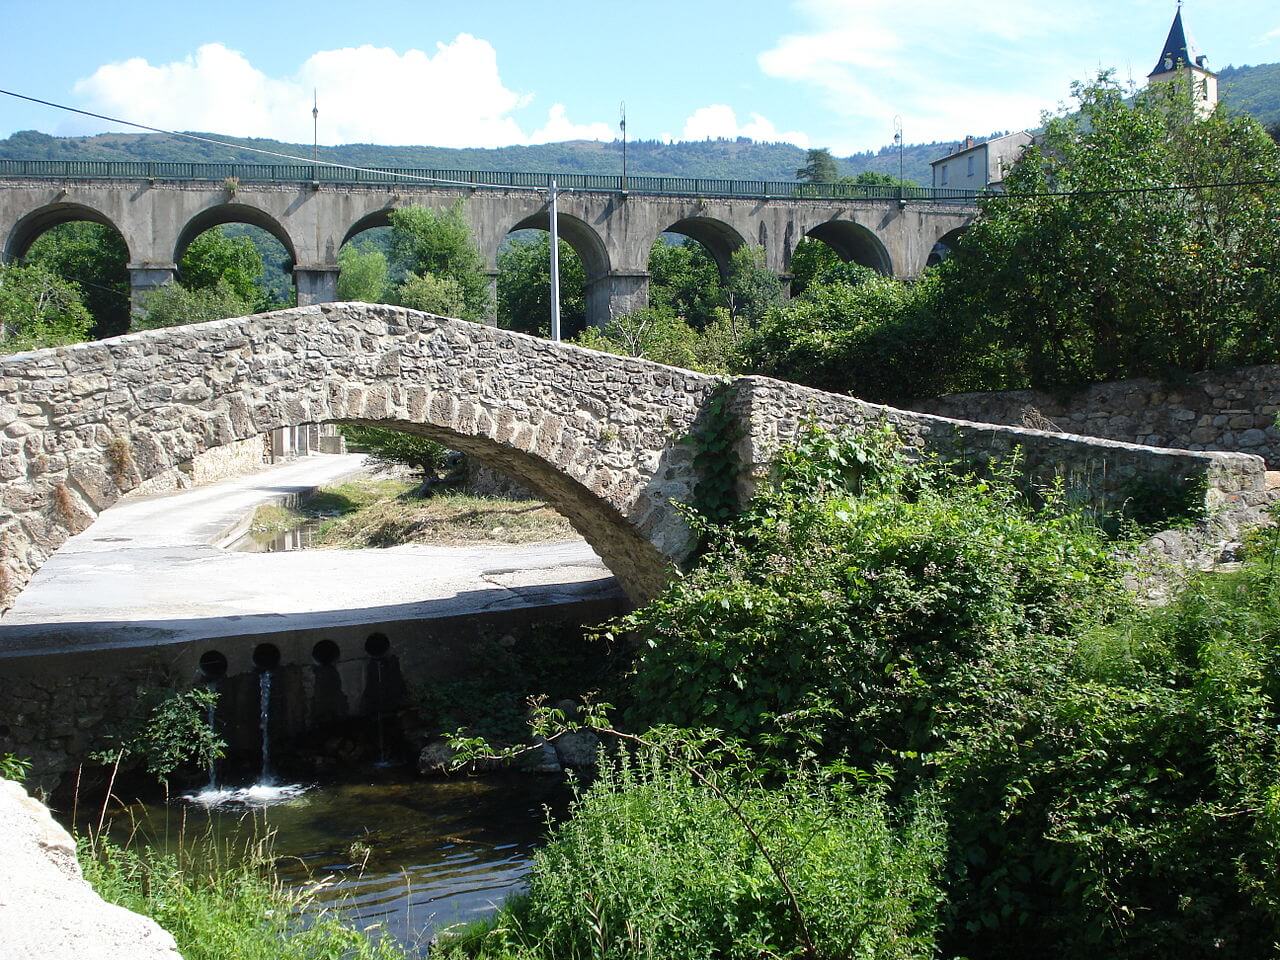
[0,158,986,204]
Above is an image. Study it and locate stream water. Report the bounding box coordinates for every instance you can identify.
[229,517,327,553]
[98,774,571,955]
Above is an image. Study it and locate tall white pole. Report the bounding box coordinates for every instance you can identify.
[548,179,562,342]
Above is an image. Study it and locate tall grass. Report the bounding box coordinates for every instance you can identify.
[79,824,407,960]
[439,749,946,960]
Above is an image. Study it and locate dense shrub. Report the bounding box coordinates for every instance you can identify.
[604,427,1280,956]
[742,271,957,400]
[446,749,946,960]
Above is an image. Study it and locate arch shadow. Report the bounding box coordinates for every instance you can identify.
[4,202,130,263]
[804,220,893,276]
[927,226,968,268]
[505,210,610,282]
[174,203,298,265]
[658,217,747,277]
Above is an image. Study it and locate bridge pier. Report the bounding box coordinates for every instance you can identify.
[295,266,340,306]
[585,272,649,329]
[484,269,499,326]
[128,265,176,315]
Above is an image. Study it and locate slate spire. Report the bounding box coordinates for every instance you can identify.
[1150,4,1208,77]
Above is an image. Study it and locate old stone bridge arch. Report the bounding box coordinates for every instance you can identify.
[1,303,1261,618]
[0,304,724,612]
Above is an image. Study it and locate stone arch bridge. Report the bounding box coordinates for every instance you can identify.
[0,163,976,326]
[0,303,1265,614]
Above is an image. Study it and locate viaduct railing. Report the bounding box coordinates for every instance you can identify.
[0,158,985,204]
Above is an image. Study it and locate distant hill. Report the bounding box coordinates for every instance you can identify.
[2,63,1272,184]
[1220,61,1280,129]
[0,129,960,186]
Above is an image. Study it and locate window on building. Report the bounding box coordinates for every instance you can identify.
[967,155,975,177]
[941,164,949,186]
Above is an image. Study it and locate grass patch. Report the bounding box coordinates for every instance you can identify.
[241,476,577,550]
[80,829,406,960]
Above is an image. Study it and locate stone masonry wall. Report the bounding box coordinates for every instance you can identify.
[127,433,267,498]
[734,376,1268,519]
[0,305,1267,615]
[909,366,1280,468]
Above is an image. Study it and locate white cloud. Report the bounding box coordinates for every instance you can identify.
[71,38,611,148]
[528,104,614,144]
[680,104,811,147]
[758,0,1087,149]
[1263,25,1280,43]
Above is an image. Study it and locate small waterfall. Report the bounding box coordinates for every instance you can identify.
[204,694,218,789]
[258,669,274,784]
[374,658,387,765]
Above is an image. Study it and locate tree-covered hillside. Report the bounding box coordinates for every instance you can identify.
[2,61,1272,185]
[1220,61,1280,129]
[0,129,957,185]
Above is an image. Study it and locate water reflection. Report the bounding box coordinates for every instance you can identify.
[97,774,569,955]
[230,518,325,553]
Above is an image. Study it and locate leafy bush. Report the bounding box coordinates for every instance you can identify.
[742,271,956,402]
[0,260,94,351]
[135,279,257,330]
[445,748,945,960]
[81,832,406,960]
[0,753,31,782]
[91,686,224,785]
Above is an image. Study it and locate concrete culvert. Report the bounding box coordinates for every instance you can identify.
[312,639,340,666]
[198,650,229,679]
[252,642,282,671]
[364,633,391,658]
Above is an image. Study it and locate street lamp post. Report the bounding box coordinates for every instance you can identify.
[312,90,319,184]
[894,115,904,208]
[619,102,627,194]
[548,178,561,342]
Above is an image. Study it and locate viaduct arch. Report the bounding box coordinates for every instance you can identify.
[0,175,977,326]
[0,304,1262,617]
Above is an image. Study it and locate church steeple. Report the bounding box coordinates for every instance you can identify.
[1152,4,1208,78]
[1147,5,1217,112]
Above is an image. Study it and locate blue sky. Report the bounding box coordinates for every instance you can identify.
[1,0,1276,154]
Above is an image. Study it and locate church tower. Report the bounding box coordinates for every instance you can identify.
[1147,4,1218,114]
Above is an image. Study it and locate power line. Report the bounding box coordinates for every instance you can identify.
[0,87,509,191]
[1,86,1276,202]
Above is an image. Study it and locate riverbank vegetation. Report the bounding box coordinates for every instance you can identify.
[244,474,576,549]
[81,830,407,960]
[435,426,1280,958]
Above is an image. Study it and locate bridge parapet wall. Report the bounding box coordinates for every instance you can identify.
[734,376,1268,519]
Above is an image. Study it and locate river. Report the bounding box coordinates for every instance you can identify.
[95,773,571,955]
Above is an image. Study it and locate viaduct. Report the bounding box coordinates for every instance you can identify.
[0,160,976,327]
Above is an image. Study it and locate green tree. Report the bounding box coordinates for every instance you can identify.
[742,270,952,401]
[338,425,449,495]
[795,147,840,182]
[393,272,467,316]
[336,243,391,303]
[723,244,784,326]
[388,204,490,321]
[134,280,255,330]
[496,233,586,338]
[947,72,1280,390]
[179,229,264,306]
[576,307,701,369]
[648,238,725,330]
[0,260,94,351]
[23,221,130,338]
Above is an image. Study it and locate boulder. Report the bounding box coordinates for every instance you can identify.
[0,778,182,960]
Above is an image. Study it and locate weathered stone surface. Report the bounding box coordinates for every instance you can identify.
[0,306,1267,615]
[0,779,182,960]
[911,366,1280,468]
